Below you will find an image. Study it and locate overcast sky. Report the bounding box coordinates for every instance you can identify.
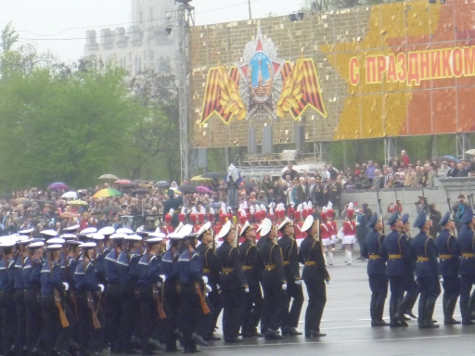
[2,0,303,62]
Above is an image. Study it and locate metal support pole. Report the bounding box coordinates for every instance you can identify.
[177,3,194,182]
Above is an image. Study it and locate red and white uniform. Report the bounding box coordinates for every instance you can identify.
[320,218,331,247]
[342,220,356,245]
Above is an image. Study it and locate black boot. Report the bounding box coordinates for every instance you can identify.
[420,300,439,328]
[445,296,461,325]
[404,294,419,319]
[418,299,426,327]
[389,299,401,327]
[376,302,389,326]
[370,300,378,326]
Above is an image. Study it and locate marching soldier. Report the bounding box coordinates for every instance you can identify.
[177,233,209,353]
[160,229,185,352]
[456,207,475,325]
[216,221,248,342]
[379,212,417,327]
[299,215,330,337]
[195,222,221,341]
[412,212,441,328]
[361,213,389,326]
[137,235,166,355]
[22,241,45,356]
[400,214,419,320]
[0,237,18,356]
[117,234,144,353]
[257,219,287,340]
[74,242,106,355]
[278,218,303,336]
[40,243,75,356]
[238,220,264,337]
[435,212,461,324]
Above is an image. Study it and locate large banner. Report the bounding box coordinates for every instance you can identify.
[189,0,475,148]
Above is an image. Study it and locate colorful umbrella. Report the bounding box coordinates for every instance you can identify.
[93,188,123,198]
[115,179,132,185]
[98,174,119,180]
[190,175,211,182]
[48,182,68,189]
[154,181,170,188]
[61,191,77,199]
[196,186,215,194]
[68,200,89,206]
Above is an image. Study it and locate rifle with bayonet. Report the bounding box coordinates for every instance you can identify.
[376,188,385,235]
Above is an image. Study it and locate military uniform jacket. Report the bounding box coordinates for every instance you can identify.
[412,231,440,278]
[257,237,287,287]
[177,248,202,284]
[361,230,386,276]
[278,235,301,283]
[380,230,415,276]
[196,243,220,289]
[238,239,264,285]
[299,235,329,282]
[457,226,475,276]
[435,229,460,277]
[216,241,248,290]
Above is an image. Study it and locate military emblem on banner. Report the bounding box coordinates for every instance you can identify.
[199,28,327,125]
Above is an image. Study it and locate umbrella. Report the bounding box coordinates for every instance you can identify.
[178,185,196,194]
[93,188,123,198]
[154,181,170,188]
[68,200,88,206]
[115,179,132,185]
[131,188,149,195]
[61,191,77,199]
[98,174,119,180]
[191,175,212,182]
[201,172,224,179]
[465,149,475,156]
[48,182,68,190]
[196,186,215,194]
[119,183,137,189]
[101,206,121,213]
[433,156,460,164]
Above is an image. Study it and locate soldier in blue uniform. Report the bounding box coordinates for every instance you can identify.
[160,229,186,352]
[361,213,389,326]
[400,214,419,320]
[14,236,33,355]
[238,220,264,338]
[22,240,45,356]
[40,243,75,356]
[177,233,209,353]
[257,219,287,340]
[103,233,125,353]
[74,242,106,356]
[0,237,18,356]
[436,212,461,324]
[277,218,303,336]
[216,221,248,342]
[195,222,221,341]
[137,235,165,355]
[456,208,475,325]
[116,234,143,353]
[299,215,330,337]
[412,212,441,328]
[379,212,417,327]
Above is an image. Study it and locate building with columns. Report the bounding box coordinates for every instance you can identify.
[84,0,177,74]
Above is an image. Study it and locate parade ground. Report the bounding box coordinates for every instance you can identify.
[198,254,474,356]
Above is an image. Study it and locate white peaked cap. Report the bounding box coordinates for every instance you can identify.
[260,218,273,237]
[301,215,315,232]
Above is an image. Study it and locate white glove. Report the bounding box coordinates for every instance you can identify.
[295,280,303,286]
[160,274,166,282]
[205,284,212,293]
[244,287,250,293]
[62,282,69,291]
[282,284,287,291]
[202,276,208,284]
[98,284,105,293]
[156,281,162,288]
[439,277,444,283]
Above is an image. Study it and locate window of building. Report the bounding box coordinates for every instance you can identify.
[150,50,154,61]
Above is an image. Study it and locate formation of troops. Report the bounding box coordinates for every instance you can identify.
[362,206,475,328]
[1,193,474,356]
[0,199,333,356]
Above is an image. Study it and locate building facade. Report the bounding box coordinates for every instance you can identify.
[84,0,177,74]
